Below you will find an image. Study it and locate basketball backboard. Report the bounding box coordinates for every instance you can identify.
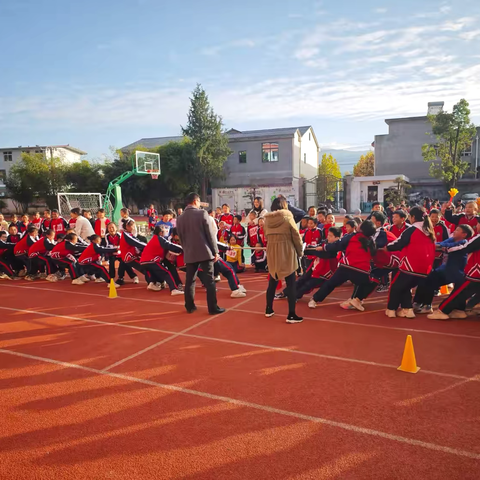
[135,151,161,176]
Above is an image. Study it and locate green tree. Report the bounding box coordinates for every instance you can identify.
[182,84,232,199]
[317,153,342,202]
[64,160,105,193]
[353,151,375,176]
[5,152,68,210]
[384,176,411,206]
[422,99,477,188]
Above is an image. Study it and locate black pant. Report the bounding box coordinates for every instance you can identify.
[413,269,449,307]
[354,268,393,301]
[387,271,424,310]
[163,259,182,286]
[82,263,111,282]
[267,272,297,316]
[185,260,218,313]
[108,256,136,280]
[439,280,480,314]
[313,266,370,303]
[142,261,179,291]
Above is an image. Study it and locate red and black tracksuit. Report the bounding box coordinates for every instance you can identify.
[14,234,38,272]
[444,209,479,231]
[40,218,52,236]
[120,232,150,283]
[103,233,136,281]
[389,223,408,238]
[386,222,435,310]
[231,223,246,263]
[219,213,234,229]
[247,224,259,247]
[0,239,16,276]
[78,243,118,282]
[312,233,374,303]
[252,249,267,272]
[438,235,480,314]
[50,217,68,239]
[433,221,450,268]
[50,241,87,279]
[28,237,56,275]
[140,234,183,290]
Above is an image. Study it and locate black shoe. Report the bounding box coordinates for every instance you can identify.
[209,307,226,315]
[286,314,303,324]
[116,278,125,286]
[186,306,197,314]
[265,308,275,318]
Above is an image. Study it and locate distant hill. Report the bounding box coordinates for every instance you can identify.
[320,149,371,175]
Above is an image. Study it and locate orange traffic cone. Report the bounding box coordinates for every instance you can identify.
[440,285,449,295]
[398,335,420,373]
[108,279,118,299]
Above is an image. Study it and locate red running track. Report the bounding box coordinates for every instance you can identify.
[0,271,479,479]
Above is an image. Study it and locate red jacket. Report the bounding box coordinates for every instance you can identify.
[50,217,68,238]
[448,235,480,281]
[387,222,435,277]
[31,218,43,230]
[389,223,408,238]
[219,213,234,228]
[94,218,111,237]
[29,237,55,257]
[140,235,182,264]
[14,234,37,256]
[325,233,373,273]
[444,209,479,229]
[258,227,267,247]
[309,254,339,279]
[433,222,450,259]
[79,243,116,265]
[374,229,399,269]
[50,240,86,261]
[247,224,259,246]
[304,228,322,260]
[230,223,246,245]
[120,232,146,263]
[68,218,77,229]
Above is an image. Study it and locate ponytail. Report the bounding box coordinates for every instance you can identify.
[410,206,435,242]
[358,220,377,256]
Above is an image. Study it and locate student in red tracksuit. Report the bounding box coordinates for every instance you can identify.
[78,234,119,286]
[231,214,246,263]
[444,201,480,231]
[0,231,16,279]
[140,225,184,295]
[40,210,52,236]
[103,222,138,285]
[31,212,43,231]
[7,225,21,244]
[18,214,30,234]
[322,213,336,240]
[299,216,309,236]
[309,221,377,310]
[384,206,435,318]
[163,228,184,287]
[94,208,110,238]
[50,232,88,284]
[429,224,480,320]
[389,210,408,237]
[14,226,39,279]
[120,220,152,287]
[219,204,234,229]
[50,209,68,239]
[28,229,57,280]
[303,217,322,269]
[430,208,450,269]
[341,215,355,236]
[277,227,340,300]
[258,218,267,246]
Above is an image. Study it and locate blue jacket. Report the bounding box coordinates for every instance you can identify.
[436,238,468,284]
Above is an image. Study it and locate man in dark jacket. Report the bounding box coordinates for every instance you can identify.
[176,192,224,315]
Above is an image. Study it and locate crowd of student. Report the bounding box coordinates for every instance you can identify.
[1,194,480,323]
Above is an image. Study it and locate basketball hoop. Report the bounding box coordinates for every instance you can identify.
[151,173,159,180]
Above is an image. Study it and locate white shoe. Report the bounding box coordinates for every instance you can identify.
[81,275,91,283]
[88,275,96,281]
[72,278,86,285]
[161,281,167,289]
[147,282,161,291]
[308,299,317,309]
[450,309,467,319]
[0,273,6,279]
[171,289,184,296]
[18,270,27,277]
[39,273,48,279]
[340,299,355,310]
[397,308,416,318]
[106,282,121,289]
[133,276,140,284]
[427,310,450,320]
[238,285,247,293]
[46,274,58,282]
[350,297,365,312]
[214,275,221,282]
[95,277,106,283]
[231,289,247,298]
[385,309,397,318]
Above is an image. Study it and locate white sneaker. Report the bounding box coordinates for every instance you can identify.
[147,282,161,291]
[0,273,6,279]
[385,309,397,318]
[231,289,247,298]
[398,308,416,318]
[95,277,106,283]
[18,270,27,277]
[171,289,184,296]
[72,278,86,285]
[238,285,247,293]
[450,309,467,319]
[46,274,58,282]
[133,276,140,284]
[161,281,167,290]
[350,298,365,312]
[81,275,91,283]
[88,275,96,281]
[39,273,48,279]
[308,299,317,309]
[106,282,121,289]
[340,299,355,310]
[427,310,450,320]
[214,275,221,282]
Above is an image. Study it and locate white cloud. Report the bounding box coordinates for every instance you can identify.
[460,29,480,41]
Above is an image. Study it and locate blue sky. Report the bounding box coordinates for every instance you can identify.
[1,0,479,160]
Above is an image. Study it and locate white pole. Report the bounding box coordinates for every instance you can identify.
[475,135,479,179]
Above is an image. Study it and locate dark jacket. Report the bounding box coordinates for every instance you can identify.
[177,206,218,263]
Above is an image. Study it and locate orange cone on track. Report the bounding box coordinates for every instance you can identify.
[108,279,118,299]
[398,335,420,373]
[440,285,449,295]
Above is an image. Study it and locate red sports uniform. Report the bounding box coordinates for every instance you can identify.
[219,213,234,229]
[303,228,322,260]
[94,218,111,237]
[230,223,246,245]
[247,224,259,246]
[50,217,68,239]
[389,223,408,238]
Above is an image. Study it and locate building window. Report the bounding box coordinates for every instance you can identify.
[304,153,307,163]
[463,143,473,156]
[0,169,6,184]
[262,143,279,162]
[309,133,311,141]
[3,151,13,162]
[239,151,247,164]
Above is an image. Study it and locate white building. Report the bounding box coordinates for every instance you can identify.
[0,145,86,194]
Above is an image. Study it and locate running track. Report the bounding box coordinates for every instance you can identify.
[0,272,479,479]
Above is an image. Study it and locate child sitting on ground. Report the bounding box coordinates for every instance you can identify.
[252,242,267,272]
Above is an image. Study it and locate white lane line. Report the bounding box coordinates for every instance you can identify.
[0,306,474,381]
[101,291,265,371]
[1,348,479,460]
[232,308,480,340]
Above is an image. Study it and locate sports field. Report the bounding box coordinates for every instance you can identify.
[1,272,479,479]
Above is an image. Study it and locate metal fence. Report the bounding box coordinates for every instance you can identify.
[303,174,344,211]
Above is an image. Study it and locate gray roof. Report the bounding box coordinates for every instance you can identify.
[121,126,314,151]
